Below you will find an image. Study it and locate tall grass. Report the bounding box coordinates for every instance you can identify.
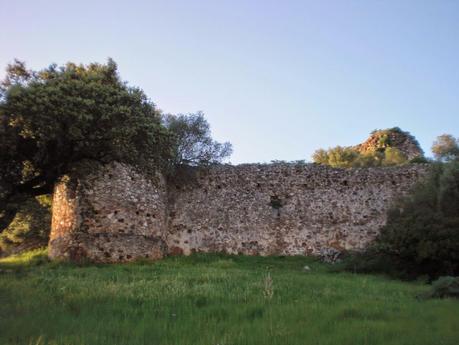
[0,250,458,345]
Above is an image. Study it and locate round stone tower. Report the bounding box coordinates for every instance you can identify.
[48,161,168,262]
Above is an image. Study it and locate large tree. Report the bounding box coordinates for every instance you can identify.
[0,59,173,232]
[0,59,233,238]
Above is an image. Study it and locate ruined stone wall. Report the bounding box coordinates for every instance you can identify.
[167,164,427,256]
[48,161,429,262]
[49,162,168,262]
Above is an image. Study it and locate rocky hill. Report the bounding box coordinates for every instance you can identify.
[354,127,423,160]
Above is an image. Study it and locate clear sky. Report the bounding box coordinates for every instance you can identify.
[1,0,458,163]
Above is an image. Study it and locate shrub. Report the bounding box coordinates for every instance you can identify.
[410,156,430,164]
[343,162,459,280]
[422,276,459,299]
[0,195,51,254]
[432,134,459,162]
[312,128,424,168]
[383,147,407,166]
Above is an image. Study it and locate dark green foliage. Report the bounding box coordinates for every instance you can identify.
[0,58,173,184]
[343,162,459,279]
[0,59,173,234]
[410,156,431,164]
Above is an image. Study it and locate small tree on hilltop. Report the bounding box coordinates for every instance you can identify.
[432,134,459,162]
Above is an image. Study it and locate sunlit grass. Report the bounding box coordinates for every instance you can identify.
[1,250,458,345]
[0,247,49,268]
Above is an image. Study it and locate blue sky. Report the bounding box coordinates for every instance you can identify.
[1,0,458,163]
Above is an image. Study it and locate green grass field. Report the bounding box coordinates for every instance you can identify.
[0,249,458,345]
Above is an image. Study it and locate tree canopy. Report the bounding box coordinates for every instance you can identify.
[432,134,459,162]
[0,59,231,237]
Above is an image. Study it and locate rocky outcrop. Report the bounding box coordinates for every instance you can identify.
[354,127,423,160]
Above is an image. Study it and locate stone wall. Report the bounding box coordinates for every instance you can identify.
[49,162,168,262]
[48,161,429,262]
[167,164,427,256]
